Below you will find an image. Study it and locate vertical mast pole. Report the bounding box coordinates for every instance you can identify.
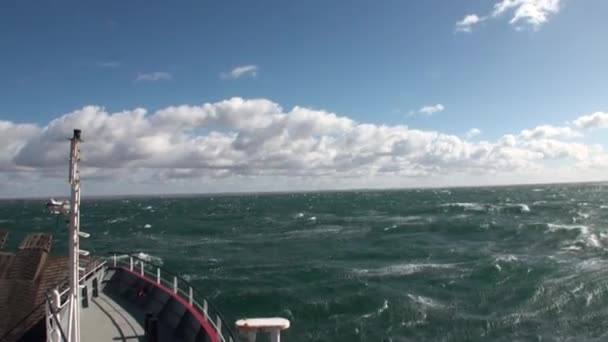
[68,129,82,342]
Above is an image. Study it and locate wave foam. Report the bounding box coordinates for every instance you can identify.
[547,224,601,248]
[441,202,488,212]
[354,263,454,277]
[362,299,389,319]
[407,293,443,309]
[495,254,519,263]
[107,217,128,224]
[442,202,531,214]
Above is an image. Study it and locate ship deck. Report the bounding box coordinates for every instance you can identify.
[82,291,178,342]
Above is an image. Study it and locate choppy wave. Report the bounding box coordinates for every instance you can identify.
[6,183,608,341]
[362,299,389,318]
[441,202,530,213]
[546,223,601,248]
[441,202,490,212]
[353,263,455,277]
[407,293,444,309]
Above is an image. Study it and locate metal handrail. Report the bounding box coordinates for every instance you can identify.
[108,252,237,342]
[0,259,102,342]
[44,292,69,342]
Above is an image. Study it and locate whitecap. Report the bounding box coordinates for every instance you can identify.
[353,263,454,277]
[362,299,389,318]
[576,212,590,219]
[575,258,608,272]
[546,223,590,232]
[586,293,594,306]
[309,216,317,221]
[296,212,305,218]
[407,294,443,309]
[441,202,489,212]
[547,223,601,248]
[495,254,518,263]
[182,274,208,282]
[143,224,152,229]
[572,283,584,294]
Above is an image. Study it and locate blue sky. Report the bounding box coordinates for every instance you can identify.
[2,0,606,136]
[1,0,608,196]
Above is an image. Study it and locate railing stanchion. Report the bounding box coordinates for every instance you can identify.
[173,276,178,293]
[45,301,51,341]
[113,254,117,267]
[203,300,208,321]
[156,267,161,284]
[140,260,144,276]
[130,257,133,271]
[189,286,193,305]
[52,289,62,342]
[216,316,222,337]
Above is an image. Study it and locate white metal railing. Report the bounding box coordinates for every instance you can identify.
[45,291,67,342]
[45,259,108,342]
[112,254,236,342]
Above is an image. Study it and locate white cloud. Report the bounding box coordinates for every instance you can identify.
[457,0,561,32]
[136,71,173,82]
[418,104,445,115]
[456,14,482,33]
[492,0,561,29]
[221,65,258,80]
[2,98,608,197]
[573,112,608,129]
[465,128,481,139]
[0,121,40,171]
[519,125,581,139]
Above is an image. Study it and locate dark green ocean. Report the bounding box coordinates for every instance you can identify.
[3,183,608,341]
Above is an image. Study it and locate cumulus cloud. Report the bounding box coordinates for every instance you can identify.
[457,0,561,32]
[1,98,607,196]
[492,0,561,29]
[136,71,173,82]
[465,128,481,139]
[456,14,482,33]
[0,121,40,172]
[221,65,258,79]
[519,125,581,139]
[573,112,608,129]
[418,104,445,115]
